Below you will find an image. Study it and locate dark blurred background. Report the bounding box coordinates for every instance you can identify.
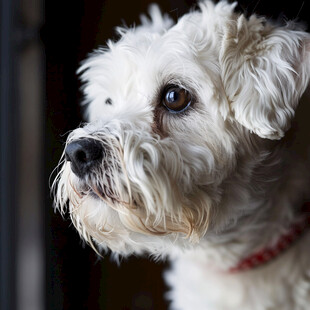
[0,0,309,309]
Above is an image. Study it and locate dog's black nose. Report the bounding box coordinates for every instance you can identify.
[65,139,104,178]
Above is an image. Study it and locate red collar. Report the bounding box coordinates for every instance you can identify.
[229,202,310,273]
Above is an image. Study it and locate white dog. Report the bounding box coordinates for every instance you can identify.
[54,1,310,309]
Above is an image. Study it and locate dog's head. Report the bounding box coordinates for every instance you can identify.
[54,1,310,256]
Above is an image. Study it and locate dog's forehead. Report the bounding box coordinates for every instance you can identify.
[82,12,222,122]
[112,30,212,85]
[111,28,201,73]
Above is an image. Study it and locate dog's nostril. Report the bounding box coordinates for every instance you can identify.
[75,149,87,163]
[65,139,104,177]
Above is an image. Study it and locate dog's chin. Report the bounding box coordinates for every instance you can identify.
[65,172,206,251]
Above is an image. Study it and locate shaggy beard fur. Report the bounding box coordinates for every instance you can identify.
[54,117,233,253]
[53,1,310,309]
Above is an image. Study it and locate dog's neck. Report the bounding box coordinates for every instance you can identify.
[228,201,310,273]
[225,107,310,273]
[195,141,310,272]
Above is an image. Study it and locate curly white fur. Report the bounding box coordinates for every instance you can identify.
[53,1,310,309]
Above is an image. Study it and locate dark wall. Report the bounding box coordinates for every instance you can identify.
[44,1,309,309]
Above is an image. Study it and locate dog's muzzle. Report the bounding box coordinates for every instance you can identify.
[65,139,104,178]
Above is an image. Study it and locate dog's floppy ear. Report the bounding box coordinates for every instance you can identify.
[220,15,310,139]
[139,4,174,34]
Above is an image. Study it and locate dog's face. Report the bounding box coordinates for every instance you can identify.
[54,1,310,256]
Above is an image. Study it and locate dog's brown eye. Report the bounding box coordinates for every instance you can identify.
[162,86,192,113]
